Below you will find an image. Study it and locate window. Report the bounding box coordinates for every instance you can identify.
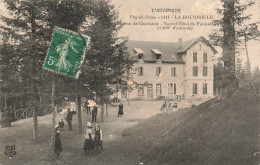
[203,53,207,62]
[193,53,197,63]
[174,83,176,94]
[138,67,143,76]
[156,67,161,76]
[156,54,161,60]
[138,54,143,59]
[193,66,198,76]
[147,84,153,98]
[156,84,162,95]
[171,67,176,76]
[193,83,197,94]
[203,83,207,94]
[138,84,144,95]
[203,67,208,76]
[168,84,173,94]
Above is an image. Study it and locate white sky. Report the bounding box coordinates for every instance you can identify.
[0,0,260,68]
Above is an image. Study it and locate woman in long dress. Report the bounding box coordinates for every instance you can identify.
[94,124,103,153]
[52,125,63,156]
[83,122,95,156]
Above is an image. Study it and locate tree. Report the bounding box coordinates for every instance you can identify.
[214,61,224,95]
[44,0,95,133]
[209,0,258,96]
[1,0,132,136]
[83,0,132,121]
[235,56,243,84]
[252,66,260,79]
[0,0,95,138]
[1,0,52,142]
[237,22,260,97]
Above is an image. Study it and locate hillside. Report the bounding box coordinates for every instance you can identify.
[1,84,259,165]
[83,85,260,165]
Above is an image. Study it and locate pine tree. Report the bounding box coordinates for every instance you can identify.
[209,0,258,96]
[252,66,260,79]
[0,0,52,142]
[83,0,132,121]
[1,0,132,135]
[0,0,95,138]
[235,56,243,84]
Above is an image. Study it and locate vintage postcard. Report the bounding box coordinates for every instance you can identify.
[0,0,259,165]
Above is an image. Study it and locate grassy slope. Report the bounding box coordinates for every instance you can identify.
[1,85,259,165]
[90,86,259,165]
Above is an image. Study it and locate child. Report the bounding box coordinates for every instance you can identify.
[51,125,63,156]
[59,119,64,130]
[83,122,95,156]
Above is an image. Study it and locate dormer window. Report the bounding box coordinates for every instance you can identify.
[134,48,145,59]
[151,49,162,60]
[138,53,143,59]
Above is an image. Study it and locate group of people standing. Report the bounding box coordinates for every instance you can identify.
[52,121,103,157]
[51,101,125,157]
[83,122,103,156]
[52,104,102,157]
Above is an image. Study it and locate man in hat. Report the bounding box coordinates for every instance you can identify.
[66,108,73,130]
[92,105,98,123]
[118,102,123,117]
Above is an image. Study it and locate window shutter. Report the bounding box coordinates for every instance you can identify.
[171,67,176,76]
[156,67,159,76]
[193,83,197,94]
[203,67,208,76]
[193,66,198,76]
[203,53,207,62]
[193,53,197,62]
[203,83,207,94]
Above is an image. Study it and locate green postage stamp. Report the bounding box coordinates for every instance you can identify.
[43,28,90,78]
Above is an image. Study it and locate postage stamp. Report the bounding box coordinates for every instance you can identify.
[43,28,90,78]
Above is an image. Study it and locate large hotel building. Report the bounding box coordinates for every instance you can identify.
[118,36,217,100]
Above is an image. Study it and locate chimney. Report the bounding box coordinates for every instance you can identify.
[178,38,183,49]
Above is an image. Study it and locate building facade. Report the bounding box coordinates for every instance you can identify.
[118,36,217,100]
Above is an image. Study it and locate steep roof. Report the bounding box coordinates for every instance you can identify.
[126,40,183,63]
[178,36,218,54]
[126,36,217,63]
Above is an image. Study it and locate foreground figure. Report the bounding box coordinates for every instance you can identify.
[66,108,73,130]
[92,105,98,122]
[94,124,103,153]
[118,102,123,117]
[52,125,63,156]
[83,122,95,156]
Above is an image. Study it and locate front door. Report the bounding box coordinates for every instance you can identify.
[147,84,153,98]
